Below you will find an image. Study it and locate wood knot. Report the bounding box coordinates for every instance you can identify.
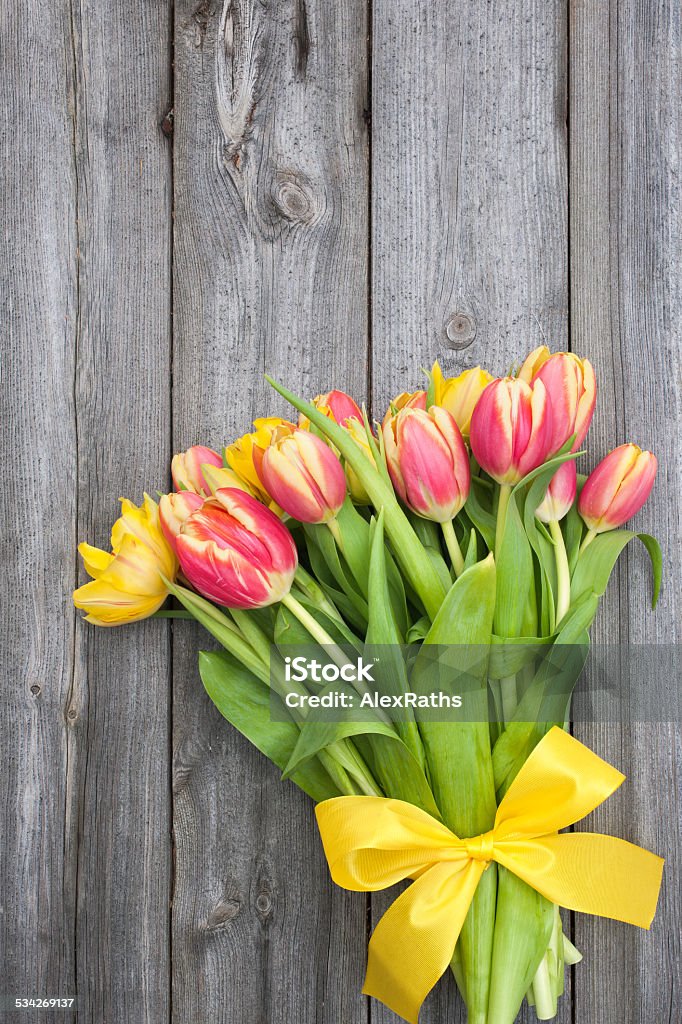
[444,312,476,350]
[160,108,174,138]
[204,892,242,931]
[271,172,317,224]
[30,684,41,696]
[255,886,273,921]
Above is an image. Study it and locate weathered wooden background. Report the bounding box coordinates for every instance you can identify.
[1,0,680,1021]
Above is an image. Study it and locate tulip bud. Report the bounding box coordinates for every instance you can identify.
[172,445,223,497]
[159,491,204,553]
[578,444,657,534]
[257,427,347,523]
[431,361,494,439]
[383,406,471,523]
[225,417,295,504]
[470,378,554,485]
[176,489,298,609]
[381,390,427,429]
[298,389,363,430]
[532,352,596,452]
[535,461,577,523]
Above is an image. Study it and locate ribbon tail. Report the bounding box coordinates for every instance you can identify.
[362,859,486,1024]
[498,833,664,929]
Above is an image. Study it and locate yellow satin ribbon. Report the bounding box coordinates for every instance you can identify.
[315,727,664,1024]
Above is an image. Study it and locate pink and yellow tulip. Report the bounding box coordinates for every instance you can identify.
[257,427,347,523]
[431,360,493,439]
[176,489,297,608]
[383,406,470,523]
[520,347,596,453]
[171,445,223,497]
[535,461,577,523]
[469,377,554,485]
[578,444,657,534]
[73,494,178,625]
[225,417,295,505]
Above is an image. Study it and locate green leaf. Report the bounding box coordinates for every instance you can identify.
[570,529,634,603]
[281,681,396,777]
[274,596,362,652]
[463,529,478,570]
[466,476,496,550]
[303,525,369,626]
[334,496,371,594]
[563,474,587,573]
[367,510,425,766]
[200,650,338,802]
[406,616,430,642]
[166,581,269,683]
[495,489,533,637]
[637,533,662,609]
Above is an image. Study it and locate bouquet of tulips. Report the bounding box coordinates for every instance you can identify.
[74,347,663,1024]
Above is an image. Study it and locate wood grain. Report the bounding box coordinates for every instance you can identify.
[67,0,174,1020]
[369,2,569,1022]
[0,3,79,1019]
[570,0,681,1020]
[171,0,370,1020]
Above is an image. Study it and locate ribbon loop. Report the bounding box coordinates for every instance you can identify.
[464,830,495,863]
[315,727,664,1024]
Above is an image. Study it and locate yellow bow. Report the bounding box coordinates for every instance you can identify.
[315,727,663,1024]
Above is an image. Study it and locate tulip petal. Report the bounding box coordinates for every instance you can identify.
[78,543,115,579]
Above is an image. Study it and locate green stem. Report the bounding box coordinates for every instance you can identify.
[442,519,465,576]
[531,954,556,1020]
[326,516,344,552]
[294,565,344,623]
[495,483,512,554]
[549,519,571,627]
[151,609,194,619]
[500,674,518,723]
[579,527,597,555]
[282,592,339,649]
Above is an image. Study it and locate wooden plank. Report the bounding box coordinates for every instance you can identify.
[68,0,174,1020]
[570,0,681,1020]
[171,0,370,1020]
[370,2,569,1023]
[0,3,80,1018]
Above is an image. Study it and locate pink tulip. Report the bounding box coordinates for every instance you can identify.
[578,444,657,533]
[257,428,347,523]
[535,461,577,523]
[299,389,363,429]
[383,406,470,522]
[176,489,297,608]
[533,352,596,453]
[159,491,204,553]
[469,378,554,485]
[172,445,224,497]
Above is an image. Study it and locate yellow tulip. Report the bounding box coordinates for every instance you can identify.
[73,494,177,626]
[431,360,493,439]
[224,417,294,507]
